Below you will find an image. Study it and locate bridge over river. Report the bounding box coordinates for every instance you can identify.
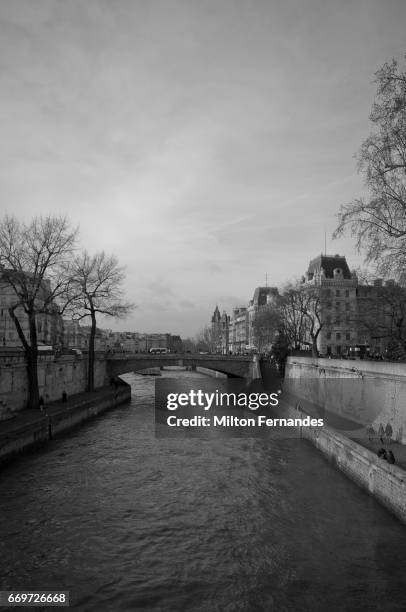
[106,352,260,380]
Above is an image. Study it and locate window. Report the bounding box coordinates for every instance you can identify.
[336,332,341,340]
[326,301,332,309]
[345,290,349,298]
[335,302,340,309]
[326,316,331,325]
[336,318,341,326]
[336,290,340,297]
[345,302,350,310]
[346,333,350,340]
[326,332,331,340]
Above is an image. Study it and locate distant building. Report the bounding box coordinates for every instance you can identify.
[229,306,248,354]
[0,267,63,349]
[78,325,111,352]
[168,334,183,353]
[105,331,149,352]
[211,286,280,355]
[61,327,182,353]
[302,253,406,357]
[356,278,406,358]
[145,333,183,352]
[302,254,358,356]
[63,320,88,350]
[211,306,229,354]
[247,286,280,350]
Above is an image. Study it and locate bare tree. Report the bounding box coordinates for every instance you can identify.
[356,281,406,359]
[279,284,308,350]
[69,251,134,391]
[334,56,406,276]
[280,282,324,357]
[252,306,281,353]
[181,337,197,353]
[0,215,77,408]
[195,326,214,353]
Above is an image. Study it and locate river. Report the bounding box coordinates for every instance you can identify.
[0,369,405,611]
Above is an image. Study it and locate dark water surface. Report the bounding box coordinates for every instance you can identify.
[1,370,405,611]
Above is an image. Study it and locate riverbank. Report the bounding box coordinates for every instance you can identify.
[259,360,406,523]
[277,396,406,524]
[0,381,131,466]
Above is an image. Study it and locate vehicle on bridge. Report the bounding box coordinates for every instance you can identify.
[348,344,370,359]
[149,347,170,354]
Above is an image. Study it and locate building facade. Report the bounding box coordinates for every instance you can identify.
[229,306,248,354]
[0,268,63,349]
[303,254,358,356]
[356,279,406,358]
[247,286,280,350]
[211,306,229,354]
[303,254,405,357]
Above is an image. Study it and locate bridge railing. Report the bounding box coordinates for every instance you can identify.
[106,353,253,361]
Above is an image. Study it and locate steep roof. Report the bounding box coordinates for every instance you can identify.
[211,305,221,322]
[307,254,352,280]
[252,286,279,306]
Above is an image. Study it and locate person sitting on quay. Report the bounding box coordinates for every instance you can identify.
[377,448,387,460]
[386,450,396,464]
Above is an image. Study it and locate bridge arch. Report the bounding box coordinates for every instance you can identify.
[106,353,259,381]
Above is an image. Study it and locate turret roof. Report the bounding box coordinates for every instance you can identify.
[307,254,351,279]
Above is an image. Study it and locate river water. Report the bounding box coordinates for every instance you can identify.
[0,369,405,612]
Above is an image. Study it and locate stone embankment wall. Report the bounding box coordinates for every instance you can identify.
[0,353,107,420]
[0,384,131,466]
[196,367,227,379]
[279,401,406,524]
[285,357,406,444]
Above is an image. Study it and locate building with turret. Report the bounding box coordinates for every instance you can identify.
[229,306,248,353]
[0,267,63,349]
[302,254,358,356]
[247,286,280,349]
[211,306,229,353]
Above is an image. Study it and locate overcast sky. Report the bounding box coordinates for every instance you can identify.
[1,0,405,336]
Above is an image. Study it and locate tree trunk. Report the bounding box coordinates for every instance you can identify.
[27,313,40,409]
[311,336,319,357]
[26,348,40,409]
[87,308,96,392]
[8,307,40,408]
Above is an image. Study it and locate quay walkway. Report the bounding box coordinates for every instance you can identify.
[279,393,406,470]
[0,383,130,465]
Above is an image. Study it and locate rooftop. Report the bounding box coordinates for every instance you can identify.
[307,254,352,280]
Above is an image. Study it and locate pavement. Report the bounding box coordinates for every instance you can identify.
[350,436,406,471]
[280,393,406,471]
[0,385,121,439]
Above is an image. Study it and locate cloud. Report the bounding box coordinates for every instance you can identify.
[0,0,404,335]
